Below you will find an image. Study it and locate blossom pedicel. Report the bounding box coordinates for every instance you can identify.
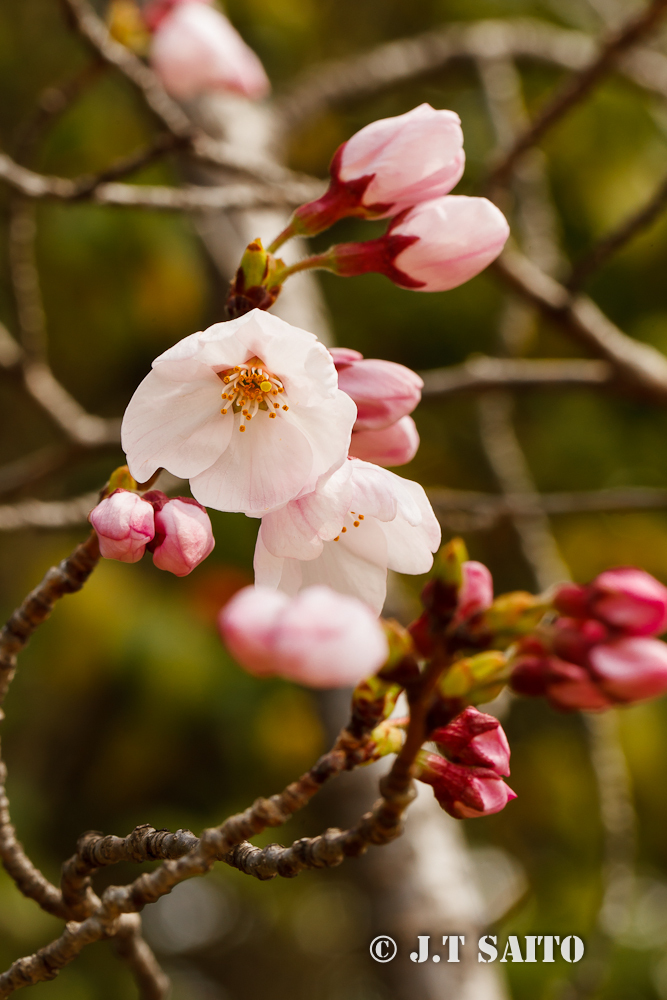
[253,458,441,614]
[120,309,357,516]
[144,0,271,101]
[90,489,214,576]
[218,584,389,688]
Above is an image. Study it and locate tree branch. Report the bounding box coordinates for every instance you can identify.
[420,355,612,397]
[493,249,667,402]
[0,493,99,532]
[112,914,170,1000]
[485,0,667,189]
[568,167,667,290]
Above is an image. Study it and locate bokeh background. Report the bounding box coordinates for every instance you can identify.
[2,0,667,997]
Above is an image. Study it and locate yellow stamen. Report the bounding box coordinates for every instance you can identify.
[283,405,289,411]
[341,527,347,533]
[359,515,365,520]
[221,408,227,414]
[269,412,276,418]
[239,425,246,432]
[353,521,359,527]
[333,536,340,542]
[260,380,272,392]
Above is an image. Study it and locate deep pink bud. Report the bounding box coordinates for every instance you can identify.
[326,196,509,293]
[452,560,494,625]
[419,753,516,819]
[218,585,389,688]
[145,496,215,576]
[509,654,552,697]
[588,636,667,702]
[545,657,615,711]
[330,348,423,431]
[349,415,419,467]
[552,617,609,667]
[589,568,667,637]
[147,0,271,101]
[552,582,590,619]
[89,489,155,563]
[431,707,511,776]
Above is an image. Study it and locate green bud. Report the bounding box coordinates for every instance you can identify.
[106,465,139,496]
[368,719,405,760]
[438,650,508,700]
[238,239,272,289]
[352,675,402,729]
[380,619,416,669]
[434,537,469,588]
[478,591,549,644]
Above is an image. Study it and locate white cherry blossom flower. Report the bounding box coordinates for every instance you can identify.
[121,310,357,516]
[253,458,441,613]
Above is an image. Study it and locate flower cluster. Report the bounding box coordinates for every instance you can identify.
[90,488,214,576]
[510,568,667,710]
[417,707,516,819]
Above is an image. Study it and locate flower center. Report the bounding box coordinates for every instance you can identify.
[218,358,289,433]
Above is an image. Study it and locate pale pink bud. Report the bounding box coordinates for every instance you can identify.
[452,560,494,625]
[330,348,423,431]
[218,585,389,688]
[289,104,465,235]
[589,568,667,637]
[147,0,270,101]
[418,753,516,819]
[145,494,215,577]
[89,489,155,563]
[551,617,609,666]
[588,636,667,703]
[349,415,419,467]
[431,707,511,777]
[545,658,614,711]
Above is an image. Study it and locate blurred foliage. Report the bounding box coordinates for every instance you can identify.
[3,0,667,998]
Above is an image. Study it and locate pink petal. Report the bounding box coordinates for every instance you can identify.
[589,636,667,702]
[218,586,290,675]
[349,415,420,467]
[332,354,423,431]
[90,491,155,563]
[151,498,215,577]
[590,567,667,636]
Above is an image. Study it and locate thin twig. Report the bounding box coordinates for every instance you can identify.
[485,0,667,189]
[568,168,667,290]
[420,356,612,397]
[0,493,100,532]
[112,914,170,1000]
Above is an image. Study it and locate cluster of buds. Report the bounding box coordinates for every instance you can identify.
[510,568,667,710]
[417,707,516,818]
[226,105,509,318]
[89,473,215,577]
[330,348,423,467]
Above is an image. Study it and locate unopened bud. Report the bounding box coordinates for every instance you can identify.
[430,706,510,776]
[417,752,516,819]
[476,591,548,642]
[369,719,405,759]
[439,650,508,702]
[227,239,283,318]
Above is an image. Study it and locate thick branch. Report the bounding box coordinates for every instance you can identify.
[568,168,667,290]
[420,355,612,397]
[493,249,667,402]
[486,0,667,189]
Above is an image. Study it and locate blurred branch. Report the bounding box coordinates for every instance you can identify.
[276,18,667,132]
[420,355,612,396]
[112,914,170,1000]
[485,0,667,190]
[568,167,667,290]
[493,249,667,402]
[0,151,323,211]
[0,493,99,532]
[59,0,314,187]
[8,200,48,359]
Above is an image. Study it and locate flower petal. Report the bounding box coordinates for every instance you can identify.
[121,360,232,482]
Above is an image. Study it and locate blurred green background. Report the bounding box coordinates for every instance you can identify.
[3,0,667,997]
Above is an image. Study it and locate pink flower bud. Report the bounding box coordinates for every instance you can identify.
[325,196,509,293]
[289,104,465,236]
[145,494,215,577]
[509,654,552,697]
[419,753,516,819]
[146,0,271,101]
[89,489,155,563]
[551,617,609,667]
[588,636,667,702]
[330,349,423,431]
[589,568,667,637]
[552,582,590,619]
[218,585,389,688]
[452,560,494,625]
[431,707,511,776]
[349,415,419,467]
[545,658,615,711]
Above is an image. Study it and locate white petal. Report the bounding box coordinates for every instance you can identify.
[288,391,357,489]
[380,518,437,575]
[254,533,302,594]
[299,519,389,614]
[190,409,314,514]
[121,360,231,482]
[259,466,353,560]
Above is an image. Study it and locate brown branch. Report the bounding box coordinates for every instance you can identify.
[0,151,323,212]
[493,249,667,403]
[486,0,667,189]
[112,914,170,1000]
[276,18,667,133]
[568,168,667,290]
[0,493,100,532]
[420,355,612,397]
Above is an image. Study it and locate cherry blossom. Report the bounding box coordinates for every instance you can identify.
[253,458,441,614]
[121,309,357,516]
